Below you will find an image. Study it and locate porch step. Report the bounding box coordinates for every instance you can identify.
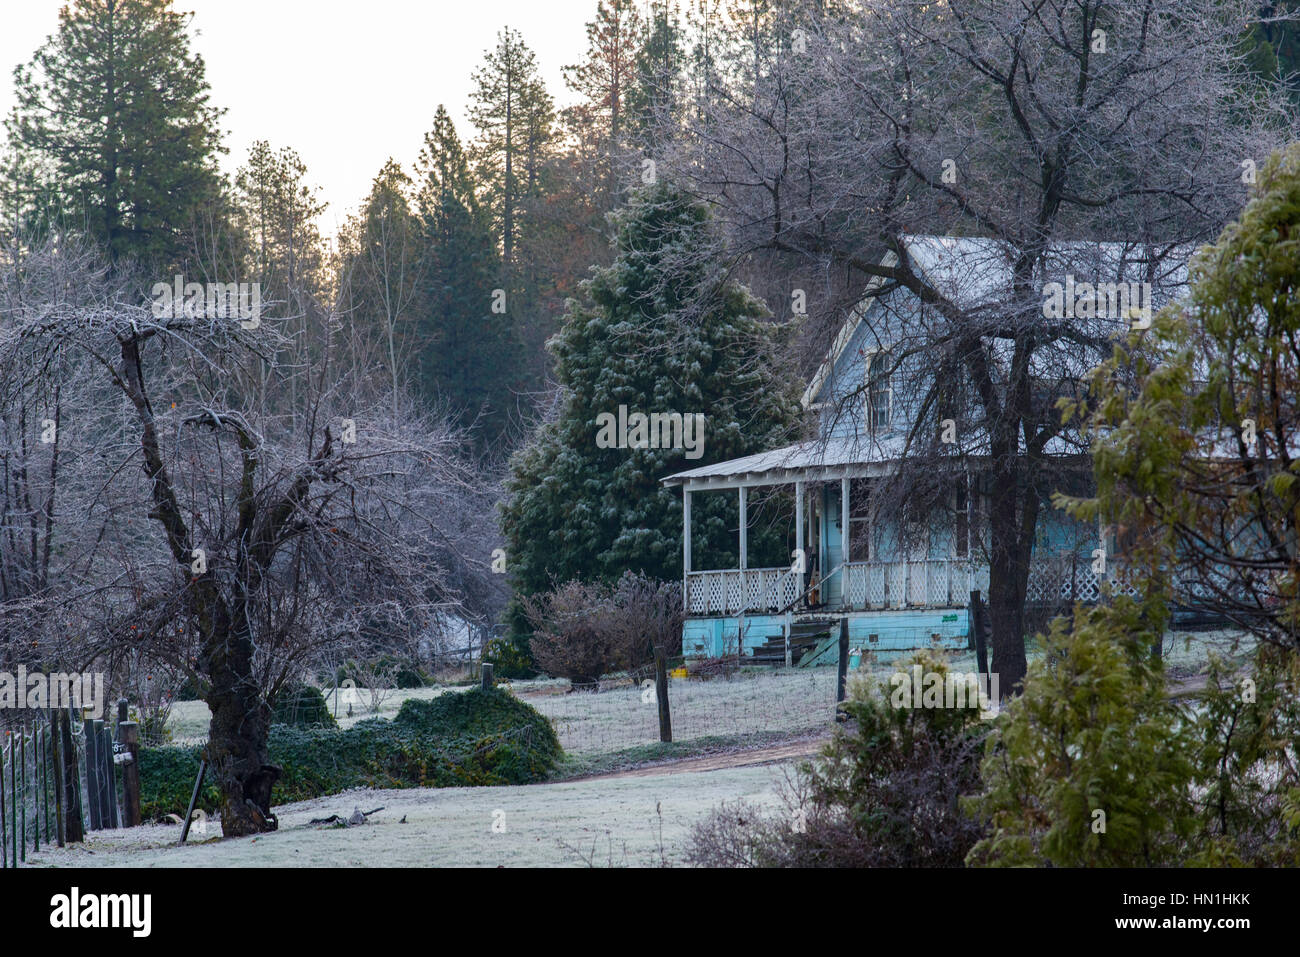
[789,618,837,638]
[749,624,829,666]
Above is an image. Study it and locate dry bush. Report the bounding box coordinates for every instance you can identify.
[524,573,684,689]
[524,580,619,689]
[605,572,684,665]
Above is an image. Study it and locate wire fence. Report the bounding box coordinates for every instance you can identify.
[0,704,132,867]
[513,666,842,757]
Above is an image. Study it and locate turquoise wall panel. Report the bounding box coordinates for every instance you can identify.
[682,615,786,657]
[681,608,970,659]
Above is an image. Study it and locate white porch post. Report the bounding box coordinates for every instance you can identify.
[841,475,851,608]
[738,486,748,626]
[791,480,804,668]
[738,486,748,571]
[902,543,910,609]
[682,488,692,611]
[841,477,851,560]
[794,481,805,580]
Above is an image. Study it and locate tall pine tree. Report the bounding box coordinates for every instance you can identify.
[468,28,556,268]
[496,182,803,670]
[563,0,644,203]
[626,1,687,148]
[414,106,514,450]
[5,0,225,268]
[337,160,425,415]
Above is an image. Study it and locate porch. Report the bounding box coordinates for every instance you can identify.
[667,439,1113,616]
[685,558,1118,616]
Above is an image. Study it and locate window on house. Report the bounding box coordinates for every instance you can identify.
[865,351,892,433]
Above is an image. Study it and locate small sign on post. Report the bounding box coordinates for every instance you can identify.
[102,726,119,829]
[119,722,141,827]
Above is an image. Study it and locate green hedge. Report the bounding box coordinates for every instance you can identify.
[138,688,562,820]
[272,683,338,729]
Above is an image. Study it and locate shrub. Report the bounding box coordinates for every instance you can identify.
[136,745,222,821]
[138,687,562,820]
[524,573,683,688]
[393,687,562,782]
[1183,642,1300,865]
[965,600,1198,867]
[524,579,619,687]
[483,629,537,680]
[271,683,338,729]
[686,649,991,867]
[961,597,1300,868]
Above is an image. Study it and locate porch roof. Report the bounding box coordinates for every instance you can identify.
[661,435,909,490]
[661,428,1091,491]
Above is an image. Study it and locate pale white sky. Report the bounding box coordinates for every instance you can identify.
[0,0,597,237]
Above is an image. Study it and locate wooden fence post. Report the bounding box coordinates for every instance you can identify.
[32,727,40,854]
[836,618,850,706]
[91,721,103,828]
[83,714,100,831]
[9,731,16,866]
[50,710,64,848]
[102,726,119,828]
[970,590,991,702]
[654,647,672,743]
[61,706,83,843]
[480,662,494,691]
[119,722,140,827]
[20,723,26,862]
[41,724,49,846]
[179,758,208,844]
[1,734,8,868]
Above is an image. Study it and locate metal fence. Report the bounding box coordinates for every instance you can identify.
[0,702,137,867]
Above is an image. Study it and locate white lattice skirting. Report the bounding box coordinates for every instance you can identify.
[687,560,1139,615]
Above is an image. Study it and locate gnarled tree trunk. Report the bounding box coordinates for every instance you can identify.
[196,587,280,835]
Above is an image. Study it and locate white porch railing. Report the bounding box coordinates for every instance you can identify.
[841,560,977,608]
[687,558,1140,615]
[685,567,801,615]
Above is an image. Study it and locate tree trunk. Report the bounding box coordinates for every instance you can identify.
[118,336,285,837]
[986,463,1031,697]
[198,588,280,837]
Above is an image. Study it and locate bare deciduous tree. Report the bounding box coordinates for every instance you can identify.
[1,230,495,835]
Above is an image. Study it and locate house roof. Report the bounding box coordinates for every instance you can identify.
[661,436,907,489]
[661,429,1089,490]
[903,234,1189,310]
[800,251,898,408]
[668,235,1195,492]
[800,234,1192,408]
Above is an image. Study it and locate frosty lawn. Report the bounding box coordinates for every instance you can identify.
[23,761,792,868]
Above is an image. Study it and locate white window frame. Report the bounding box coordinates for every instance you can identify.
[864,349,893,434]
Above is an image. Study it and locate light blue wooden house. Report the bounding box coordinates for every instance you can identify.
[661,235,1187,664]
